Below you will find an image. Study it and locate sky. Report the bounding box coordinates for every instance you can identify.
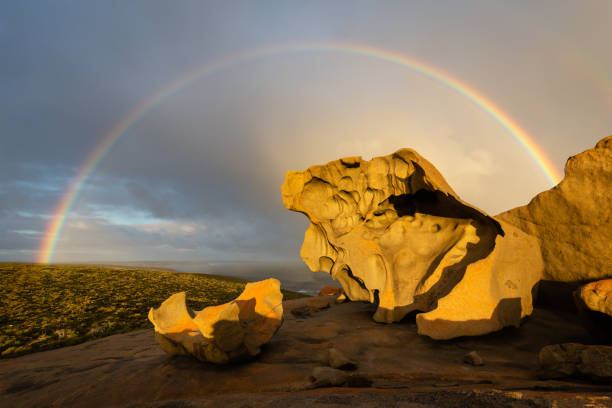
[1,1,611,263]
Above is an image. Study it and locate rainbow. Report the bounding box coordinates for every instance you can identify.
[37,42,564,264]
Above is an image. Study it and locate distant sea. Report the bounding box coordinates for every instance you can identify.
[106,261,337,296]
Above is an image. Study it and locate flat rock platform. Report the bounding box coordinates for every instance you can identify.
[1,296,610,407]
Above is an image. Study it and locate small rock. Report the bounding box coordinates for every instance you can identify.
[538,343,612,381]
[307,297,330,310]
[290,306,313,317]
[310,366,348,387]
[335,294,348,304]
[318,286,344,297]
[463,351,484,366]
[290,298,331,317]
[579,279,612,316]
[328,348,357,370]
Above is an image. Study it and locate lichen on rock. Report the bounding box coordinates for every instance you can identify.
[148,278,283,363]
[282,148,543,340]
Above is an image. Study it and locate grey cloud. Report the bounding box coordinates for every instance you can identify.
[1,1,610,262]
[125,181,177,219]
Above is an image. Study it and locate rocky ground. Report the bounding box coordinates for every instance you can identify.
[1,296,610,408]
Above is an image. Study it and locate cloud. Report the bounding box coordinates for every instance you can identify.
[0,1,610,262]
[52,211,302,263]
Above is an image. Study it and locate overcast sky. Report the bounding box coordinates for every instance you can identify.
[1,1,611,263]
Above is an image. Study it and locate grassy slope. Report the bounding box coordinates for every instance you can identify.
[0,263,307,358]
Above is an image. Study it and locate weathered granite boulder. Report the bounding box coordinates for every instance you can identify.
[498,136,612,282]
[318,286,344,297]
[148,278,283,364]
[579,279,612,317]
[538,343,612,382]
[282,149,543,339]
[574,279,612,343]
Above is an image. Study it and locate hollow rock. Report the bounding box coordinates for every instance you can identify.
[282,148,543,339]
[148,278,283,364]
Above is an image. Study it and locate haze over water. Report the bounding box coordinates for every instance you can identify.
[109,261,336,295]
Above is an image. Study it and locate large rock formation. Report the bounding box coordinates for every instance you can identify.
[282,149,543,340]
[148,278,283,364]
[498,136,612,282]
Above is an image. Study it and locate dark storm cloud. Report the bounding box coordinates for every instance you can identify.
[124,182,176,219]
[1,1,610,262]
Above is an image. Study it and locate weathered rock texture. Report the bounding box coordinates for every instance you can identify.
[498,136,612,282]
[282,149,543,339]
[575,279,612,343]
[538,343,612,382]
[579,279,612,317]
[148,278,283,364]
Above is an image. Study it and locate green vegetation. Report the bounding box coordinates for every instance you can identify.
[0,263,307,358]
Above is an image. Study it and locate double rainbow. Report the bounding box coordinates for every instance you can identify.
[37,42,563,264]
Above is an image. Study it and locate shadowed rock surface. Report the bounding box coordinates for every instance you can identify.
[498,136,612,283]
[1,297,610,408]
[538,343,612,382]
[282,149,543,339]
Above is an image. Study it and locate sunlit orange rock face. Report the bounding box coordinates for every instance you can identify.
[282,149,543,340]
[579,279,612,317]
[498,136,612,283]
[148,278,283,364]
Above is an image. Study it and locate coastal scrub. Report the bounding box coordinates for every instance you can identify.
[0,263,305,358]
